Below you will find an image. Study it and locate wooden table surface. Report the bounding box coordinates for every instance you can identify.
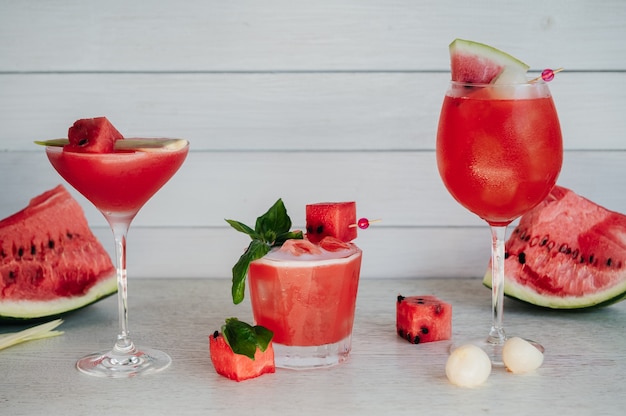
[1,277,625,416]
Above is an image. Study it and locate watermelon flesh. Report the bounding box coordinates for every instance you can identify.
[66,116,123,153]
[0,185,117,320]
[483,185,626,309]
[396,295,452,344]
[305,201,357,243]
[449,38,530,84]
[209,331,275,382]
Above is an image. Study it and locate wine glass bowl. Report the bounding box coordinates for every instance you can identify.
[436,81,563,364]
[45,138,189,377]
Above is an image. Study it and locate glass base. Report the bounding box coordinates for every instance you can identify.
[274,334,352,370]
[449,337,544,367]
[76,347,171,378]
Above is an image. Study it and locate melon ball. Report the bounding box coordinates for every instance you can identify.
[502,337,544,374]
[445,344,492,387]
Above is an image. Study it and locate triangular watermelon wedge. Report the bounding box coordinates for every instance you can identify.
[0,185,117,321]
[449,38,530,84]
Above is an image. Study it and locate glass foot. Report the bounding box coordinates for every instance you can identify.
[273,334,352,370]
[76,347,171,378]
[449,337,543,367]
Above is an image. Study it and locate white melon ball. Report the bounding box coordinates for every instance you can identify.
[445,344,492,387]
[502,337,544,374]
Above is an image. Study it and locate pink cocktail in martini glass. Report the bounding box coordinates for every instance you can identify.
[46,138,189,378]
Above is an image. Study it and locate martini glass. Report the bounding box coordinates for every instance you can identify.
[436,80,562,364]
[46,138,189,377]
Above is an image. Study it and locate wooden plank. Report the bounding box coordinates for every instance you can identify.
[88,226,493,279]
[1,150,624,229]
[1,0,624,71]
[0,72,624,151]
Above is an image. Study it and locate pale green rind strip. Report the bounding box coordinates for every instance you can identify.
[0,319,64,351]
[483,270,626,309]
[34,138,188,151]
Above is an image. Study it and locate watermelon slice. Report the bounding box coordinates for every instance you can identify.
[305,201,357,243]
[209,318,275,382]
[66,116,123,153]
[0,185,117,320]
[396,295,452,344]
[483,186,626,309]
[449,38,530,84]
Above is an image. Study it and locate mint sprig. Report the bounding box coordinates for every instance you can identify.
[226,198,302,304]
[220,317,274,360]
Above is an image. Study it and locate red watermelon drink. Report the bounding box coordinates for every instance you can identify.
[436,82,563,226]
[248,239,362,369]
[226,200,363,369]
[45,139,188,217]
[39,117,189,378]
[436,39,563,365]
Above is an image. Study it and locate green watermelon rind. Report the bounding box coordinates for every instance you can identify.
[483,270,626,310]
[0,271,117,322]
[450,38,530,84]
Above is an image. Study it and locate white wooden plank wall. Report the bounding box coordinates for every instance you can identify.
[1,0,625,279]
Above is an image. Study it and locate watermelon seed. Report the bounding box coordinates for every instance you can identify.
[518,252,526,265]
[17,247,24,257]
[540,236,549,246]
[420,326,429,335]
[48,239,55,249]
[78,138,89,146]
[316,225,323,234]
[397,295,405,303]
[504,252,510,259]
[607,258,612,267]
[31,244,36,255]
[212,330,219,339]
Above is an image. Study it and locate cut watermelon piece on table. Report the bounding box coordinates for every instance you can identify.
[449,38,529,84]
[396,295,452,344]
[209,318,275,382]
[305,201,357,243]
[484,185,626,309]
[66,116,124,153]
[0,185,116,321]
[209,332,275,382]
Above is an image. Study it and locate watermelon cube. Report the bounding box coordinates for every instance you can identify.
[396,295,452,344]
[209,331,275,382]
[66,116,123,153]
[305,201,357,243]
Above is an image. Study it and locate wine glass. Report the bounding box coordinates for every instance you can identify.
[45,138,189,377]
[436,81,563,364]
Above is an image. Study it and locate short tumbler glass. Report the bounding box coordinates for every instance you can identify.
[248,248,362,369]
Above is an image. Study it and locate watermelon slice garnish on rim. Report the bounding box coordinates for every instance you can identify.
[449,38,530,84]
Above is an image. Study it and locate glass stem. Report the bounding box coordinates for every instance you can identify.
[488,225,507,345]
[107,215,137,355]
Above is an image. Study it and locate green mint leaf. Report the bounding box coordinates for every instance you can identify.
[222,318,274,360]
[252,325,274,352]
[231,239,271,304]
[225,219,258,239]
[254,199,292,245]
[228,198,303,304]
[276,230,304,245]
